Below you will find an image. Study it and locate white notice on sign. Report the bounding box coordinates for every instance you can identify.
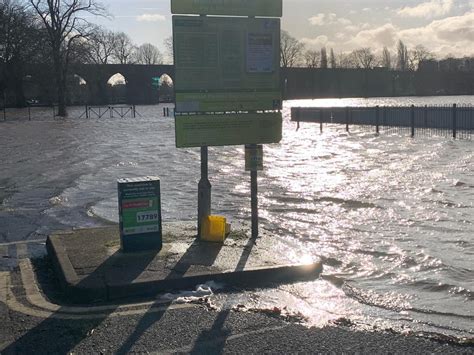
[247,33,274,73]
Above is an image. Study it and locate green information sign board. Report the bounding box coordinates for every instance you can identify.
[175,112,282,148]
[171,0,282,17]
[173,16,281,113]
[118,177,162,252]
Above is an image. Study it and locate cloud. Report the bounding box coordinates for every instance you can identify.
[397,0,454,18]
[339,11,474,57]
[300,35,335,49]
[136,14,166,22]
[398,11,474,55]
[308,13,351,26]
[351,23,398,49]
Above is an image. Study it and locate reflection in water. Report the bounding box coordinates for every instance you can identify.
[0,97,473,341]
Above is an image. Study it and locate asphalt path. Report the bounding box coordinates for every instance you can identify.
[1,299,473,354]
[0,260,473,354]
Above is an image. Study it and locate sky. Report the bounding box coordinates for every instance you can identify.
[93,0,474,58]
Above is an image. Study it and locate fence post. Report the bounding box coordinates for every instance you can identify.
[345,107,349,132]
[3,92,6,121]
[424,105,428,128]
[375,105,379,134]
[295,107,300,131]
[319,109,323,133]
[411,105,415,137]
[452,104,457,139]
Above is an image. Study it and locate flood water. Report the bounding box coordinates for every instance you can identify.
[0,96,473,342]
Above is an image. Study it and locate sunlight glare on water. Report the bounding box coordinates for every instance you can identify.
[0,97,473,341]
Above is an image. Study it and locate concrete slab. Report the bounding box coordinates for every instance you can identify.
[47,222,323,304]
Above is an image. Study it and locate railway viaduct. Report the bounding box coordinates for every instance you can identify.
[21,64,175,105]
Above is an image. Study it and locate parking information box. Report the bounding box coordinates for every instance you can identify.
[118,177,162,253]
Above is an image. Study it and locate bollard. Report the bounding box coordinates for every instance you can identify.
[133,105,136,118]
[375,105,379,134]
[410,105,415,137]
[28,105,31,121]
[453,104,457,139]
[85,105,89,119]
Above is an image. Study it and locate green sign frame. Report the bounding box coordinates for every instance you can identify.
[173,16,281,113]
[118,177,162,252]
[171,0,282,17]
[175,113,282,148]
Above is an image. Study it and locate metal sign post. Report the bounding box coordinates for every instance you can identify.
[172,0,282,240]
[246,145,263,239]
[198,146,211,238]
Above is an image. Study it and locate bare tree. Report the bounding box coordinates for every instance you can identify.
[329,48,337,69]
[353,47,376,69]
[338,52,358,68]
[320,47,328,68]
[29,0,107,116]
[1,0,46,105]
[113,32,136,64]
[280,30,304,68]
[303,50,320,68]
[381,46,392,69]
[396,40,409,71]
[163,36,173,64]
[136,43,163,65]
[86,27,116,64]
[409,45,434,71]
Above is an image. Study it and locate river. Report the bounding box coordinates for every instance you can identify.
[0,96,473,342]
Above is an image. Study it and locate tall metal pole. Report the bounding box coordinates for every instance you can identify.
[198,146,211,239]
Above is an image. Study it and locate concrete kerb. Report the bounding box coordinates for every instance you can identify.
[47,232,108,303]
[106,263,323,301]
[46,224,323,305]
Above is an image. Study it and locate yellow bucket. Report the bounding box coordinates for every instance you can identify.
[201,215,230,242]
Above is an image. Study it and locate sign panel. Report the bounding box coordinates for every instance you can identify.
[245,145,264,171]
[173,16,281,113]
[171,0,282,17]
[175,113,282,148]
[118,177,162,252]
